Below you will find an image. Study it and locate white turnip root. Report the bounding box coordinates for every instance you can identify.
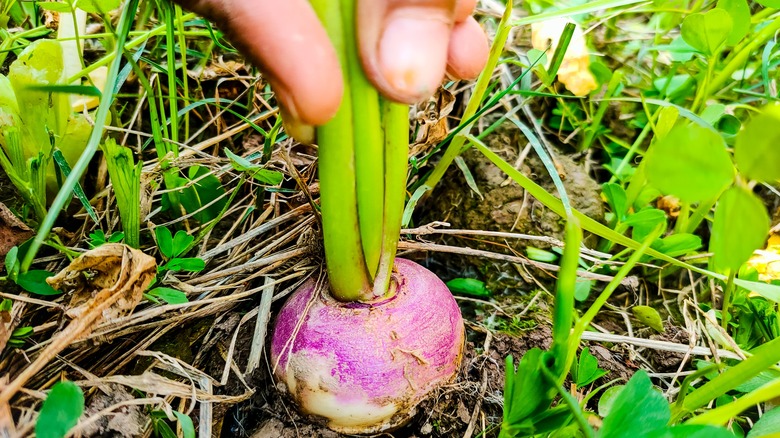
[270,258,465,434]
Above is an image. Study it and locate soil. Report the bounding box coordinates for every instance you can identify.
[419,122,605,292]
[215,315,556,438]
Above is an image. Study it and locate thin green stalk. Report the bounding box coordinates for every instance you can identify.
[339,0,384,278]
[686,377,780,426]
[422,0,513,194]
[373,101,409,297]
[684,196,716,234]
[707,13,780,96]
[310,0,372,300]
[566,225,664,378]
[174,4,190,139]
[721,271,736,331]
[672,335,780,421]
[164,0,179,144]
[21,0,140,272]
[580,70,623,151]
[552,219,581,379]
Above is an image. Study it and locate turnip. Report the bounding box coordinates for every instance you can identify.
[269,0,466,433]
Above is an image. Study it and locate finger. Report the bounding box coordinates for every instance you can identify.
[176,0,343,126]
[446,16,489,80]
[454,0,477,23]
[358,0,458,104]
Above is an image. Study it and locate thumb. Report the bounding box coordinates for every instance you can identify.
[357,0,458,104]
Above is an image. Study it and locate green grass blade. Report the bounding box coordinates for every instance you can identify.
[21,0,140,271]
[52,149,98,224]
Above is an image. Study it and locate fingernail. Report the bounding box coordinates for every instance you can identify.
[379,16,449,101]
[280,106,315,145]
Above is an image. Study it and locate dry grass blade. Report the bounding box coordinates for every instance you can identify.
[0,244,156,404]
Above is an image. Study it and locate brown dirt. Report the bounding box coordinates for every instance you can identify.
[418,122,605,292]
[208,314,555,438]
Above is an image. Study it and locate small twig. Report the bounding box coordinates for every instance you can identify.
[246,277,275,376]
[580,331,741,360]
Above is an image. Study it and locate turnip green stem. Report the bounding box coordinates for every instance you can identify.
[311,0,410,302]
[311,0,373,300]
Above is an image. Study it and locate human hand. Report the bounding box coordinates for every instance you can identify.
[174,0,489,129]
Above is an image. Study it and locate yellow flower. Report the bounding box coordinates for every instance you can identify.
[531,18,598,97]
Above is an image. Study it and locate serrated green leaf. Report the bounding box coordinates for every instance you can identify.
[36,381,84,438]
[681,9,733,56]
[734,104,780,183]
[645,124,734,203]
[710,187,770,273]
[633,305,665,332]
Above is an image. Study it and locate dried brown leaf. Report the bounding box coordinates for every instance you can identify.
[0,244,156,404]
[0,306,11,354]
[0,202,33,259]
[411,87,456,156]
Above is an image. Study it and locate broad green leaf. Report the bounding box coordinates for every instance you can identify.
[148,287,189,305]
[174,411,196,438]
[574,280,592,302]
[8,40,67,157]
[224,148,283,185]
[710,187,769,273]
[624,208,667,241]
[37,2,73,12]
[526,247,558,262]
[5,246,18,277]
[656,106,679,139]
[16,270,60,295]
[598,385,624,417]
[155,227,174,259]
[178,166,228,223]
[651,426,736,438]
[756,0,780,8]
[645,124,734,203]
[600,371,669,438]
[700,104,726,126]
[171,230,194,258]
[162,257,205,273]
[632,305,665,332]
[574,347,608,387]
[655,233,702,258]
[717,0,750,45]
[502,349,556,433]
[748,407,780,437]
[602,183,628,222]
[734,104,780,183]
[75,0,121,13]
[446,278,491,297]
[681,9,733,56]
[36,381,84,438]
